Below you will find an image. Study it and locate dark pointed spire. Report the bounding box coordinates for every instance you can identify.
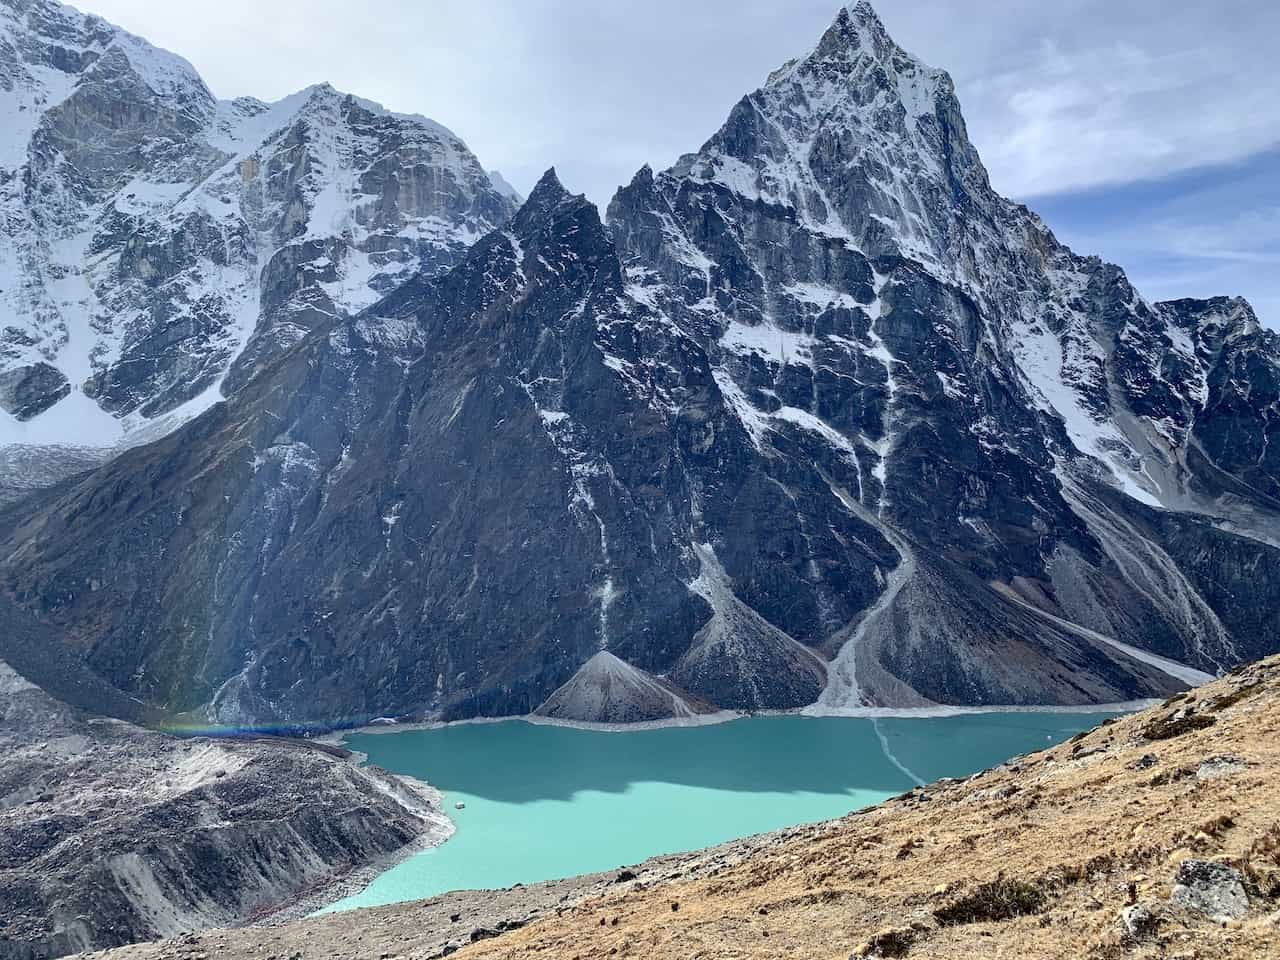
[511,167,580,234]
[525,167,570,207]
[629,163,655,191]
[508,168,615,277]
[816,0,893,62]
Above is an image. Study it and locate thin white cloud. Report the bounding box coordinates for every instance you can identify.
[1041,181,1280,326]
[1151,208,1280,265]
[961,37,1280,198]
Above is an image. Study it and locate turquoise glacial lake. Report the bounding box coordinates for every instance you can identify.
[323,712,1115,913]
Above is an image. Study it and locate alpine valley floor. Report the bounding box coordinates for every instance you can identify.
[89,657,1280,960]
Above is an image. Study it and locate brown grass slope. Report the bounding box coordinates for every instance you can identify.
[95,658,1280,960]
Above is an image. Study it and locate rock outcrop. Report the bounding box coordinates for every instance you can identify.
[0,363,69,421]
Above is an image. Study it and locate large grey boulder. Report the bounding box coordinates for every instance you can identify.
[0,363,69,420]
[1170,860,1249,922]
[1118,903,1161,942]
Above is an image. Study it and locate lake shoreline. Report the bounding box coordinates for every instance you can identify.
[256,768,457,926]
[299,702,1152,918]
[312,708,1131,916]
[318,698,1157,743]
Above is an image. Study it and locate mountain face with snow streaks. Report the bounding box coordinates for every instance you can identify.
[0,0,516,452]
[1,1,1279,726]
[609,1,1280,706]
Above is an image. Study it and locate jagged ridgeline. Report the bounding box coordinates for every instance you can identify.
[2,0,1279,727]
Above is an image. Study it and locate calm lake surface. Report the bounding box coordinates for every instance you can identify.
[323,711,1116,913]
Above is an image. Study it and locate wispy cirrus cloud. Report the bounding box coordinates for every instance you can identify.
[1150,209,1280,266]
[962,39,1280,198]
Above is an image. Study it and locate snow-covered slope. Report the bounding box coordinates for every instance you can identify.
[487,169,524,206]
[0,0,516,455]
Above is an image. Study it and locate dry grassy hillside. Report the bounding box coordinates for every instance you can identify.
[96,658,1280,960]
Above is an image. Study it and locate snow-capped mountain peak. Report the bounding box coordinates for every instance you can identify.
[604,0,1280,714]
[487,169,524,206]
[819,1,912,67]
[783,0,953,118]
[0,0,517,452]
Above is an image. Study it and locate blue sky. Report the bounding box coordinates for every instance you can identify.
[1031,149,1279,323]
[84,0,1279,325]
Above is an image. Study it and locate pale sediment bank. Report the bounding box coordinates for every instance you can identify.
[258,772,455,926]
[319,709,744,742]
[322,698,1155,743]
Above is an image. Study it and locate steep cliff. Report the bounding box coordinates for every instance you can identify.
[0,0,516,457]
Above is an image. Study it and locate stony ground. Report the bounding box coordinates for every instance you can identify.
[89,657,1280,960]
[0,662,449,960]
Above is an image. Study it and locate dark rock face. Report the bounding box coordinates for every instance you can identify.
[2,2,1280,726]
[604,1,1280,706]
[5,171,863,723]
[0,0,517,448]
[0,363,68,420]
